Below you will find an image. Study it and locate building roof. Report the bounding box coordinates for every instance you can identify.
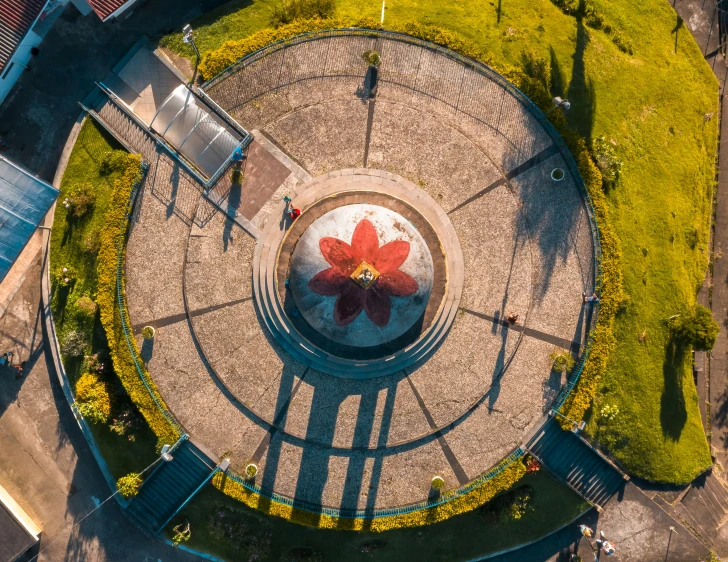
[0,155,58,283]
[0,0,47,71]
[86,0,132,21]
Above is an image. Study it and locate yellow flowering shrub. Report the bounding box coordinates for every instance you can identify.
[74,372,111,424]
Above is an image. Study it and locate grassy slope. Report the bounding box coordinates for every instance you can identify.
[159,0,716,482]
[52,119,158,478]
[170,471,587,561]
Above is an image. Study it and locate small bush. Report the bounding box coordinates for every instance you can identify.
[75,295,97,321]
[141,326,155,339]
[271,0,335,27]
[671,305,719,351]
[362,49,382,67]
[61,329,88,357]
[592,136,623,187]
[245,463,258,479]
[549,349,575,373]
[431,476,445,490]
[75,372,111,424]
[117,473,142,498]
[480,485,534,523]
[100,150,130,175]
[53,265,76,287]
[65,182,96,218]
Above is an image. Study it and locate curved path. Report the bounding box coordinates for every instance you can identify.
[123,34,597,513]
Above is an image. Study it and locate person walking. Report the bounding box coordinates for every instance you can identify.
[0,353,7,367]
[14,361,25,380]
[595,531,616,556]
[583,292,600,304]
[579,524,594,538]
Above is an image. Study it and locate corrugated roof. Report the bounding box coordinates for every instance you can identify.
[87,0,132,21]
[0,0,47,71]
[0,155,58,283]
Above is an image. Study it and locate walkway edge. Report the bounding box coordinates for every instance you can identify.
[42,112,129,508]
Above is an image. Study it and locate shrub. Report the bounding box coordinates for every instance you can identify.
[100,150,130,175]
[141,326,155,339]
[671,305,719,351]
[480,485,534,523]
[600,404,619,421]
[95,155,180,447]
[65,182,96,218]
[271,0,335,27]
[81,229,102,255]
[245,463,258,479]
[75,295,97,321]
[75,372,111,424]
[592,136,623,187]
[549,349,575,373]
[54,265,76,287]
[362,49,382,67]
[61,329,88,357]
[117,473,142,498]
[431,475,445,490]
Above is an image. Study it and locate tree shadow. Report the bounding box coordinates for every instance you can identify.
[660,337,688,440]
[566,5,597,141]
[672,15,684,54]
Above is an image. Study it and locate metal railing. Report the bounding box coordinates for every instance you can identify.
[221,447,525,519]
[202,29,602,416]
[115,161,184,438]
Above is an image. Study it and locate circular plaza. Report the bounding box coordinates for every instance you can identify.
[123,32,598,514]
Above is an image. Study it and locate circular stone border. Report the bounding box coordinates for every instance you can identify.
[253,169,465,378]
[278,193,448,359]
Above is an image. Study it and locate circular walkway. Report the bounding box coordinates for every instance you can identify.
[124,33,597,513]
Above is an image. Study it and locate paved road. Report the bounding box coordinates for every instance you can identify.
[0,254,199,562]
[0,0,229,181]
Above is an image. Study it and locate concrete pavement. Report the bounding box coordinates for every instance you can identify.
[0,253,198,562]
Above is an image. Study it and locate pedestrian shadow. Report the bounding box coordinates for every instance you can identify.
[222,182,242,251]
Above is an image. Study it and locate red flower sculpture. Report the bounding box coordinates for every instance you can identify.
[309,219,418,327]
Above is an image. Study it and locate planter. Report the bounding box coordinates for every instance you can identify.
[245,463,258,480]
[551,168,565,182]
[141,326,155,339]
[431,475,445,490]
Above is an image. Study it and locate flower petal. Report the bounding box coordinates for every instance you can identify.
[350,219,379,262]
[377,270,418,296]
[320,237,357,273]
[364,287,391,327]
[334,283,366,326]
[372,240,410,273]
[308,267,349,295]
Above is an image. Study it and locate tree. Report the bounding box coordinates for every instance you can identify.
[671,304,719,351]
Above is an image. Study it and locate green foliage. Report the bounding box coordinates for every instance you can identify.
[480,485,535,523]
[245,463,258,479]
[271,0,335,27]
[362,49,382,67]
[100,150,130,175]
[550,349,575,373]
[431,476,445,490]
[117,473,142,498]
[65,182,96,218]
[172,522,192,546]
[75,372,111,424]
[61,329,88,358]
[671,305,720,351]
[74,295,97,322]
[592,136,623,187]
[141,326,155,340]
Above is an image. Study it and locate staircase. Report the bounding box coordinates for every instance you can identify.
[126,439,217,535]
[526,418,627,509]
[651,470,728,553]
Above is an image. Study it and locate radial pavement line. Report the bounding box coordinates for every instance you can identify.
[132,296,252,334]
[460,307,580,353]
[250,368,310,464]
[448,143,560,214]
[405,374,469,486]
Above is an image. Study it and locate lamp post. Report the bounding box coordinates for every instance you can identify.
[182,24,201,88]
[546,96,571,116]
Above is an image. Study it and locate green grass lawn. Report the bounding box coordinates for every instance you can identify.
[52,119,158,478]
[167,471,587,561]
[160,0,717,484]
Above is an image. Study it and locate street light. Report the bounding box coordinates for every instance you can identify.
[182,24,201,88]
[546,96,571,115]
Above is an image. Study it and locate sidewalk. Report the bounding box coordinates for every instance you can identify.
[0,253,198,562]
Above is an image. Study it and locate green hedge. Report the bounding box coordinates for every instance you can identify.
[95,154,180,448]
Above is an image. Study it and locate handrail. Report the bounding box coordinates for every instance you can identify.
[115,161,185,438]
[220,447,525,519]
[201,29,603,416]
